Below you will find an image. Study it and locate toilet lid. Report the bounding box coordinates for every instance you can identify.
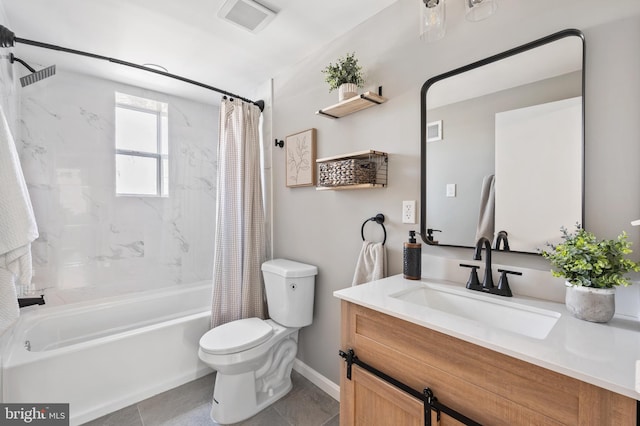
[200,317,274,355]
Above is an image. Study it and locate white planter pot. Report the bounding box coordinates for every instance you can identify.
[338,83,358,102]
[565,282,615,323]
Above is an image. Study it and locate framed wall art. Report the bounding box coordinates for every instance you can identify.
[286,128,317,187]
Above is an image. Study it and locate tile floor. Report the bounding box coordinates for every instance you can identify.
[84,370,340,426]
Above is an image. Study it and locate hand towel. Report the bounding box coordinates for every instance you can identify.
[0,105,38,333]
[352,241,386,286]
[475,174,495,243]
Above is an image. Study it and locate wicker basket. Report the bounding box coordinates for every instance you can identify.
[318,158,377,187]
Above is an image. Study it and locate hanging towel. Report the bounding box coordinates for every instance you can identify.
[475,174,495,243]
[0,105,38,333]
[352,241,386,286]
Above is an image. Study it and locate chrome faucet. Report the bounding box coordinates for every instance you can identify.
[473,237,494,290]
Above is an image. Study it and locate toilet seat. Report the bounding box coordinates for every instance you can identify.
[200,317,274,355]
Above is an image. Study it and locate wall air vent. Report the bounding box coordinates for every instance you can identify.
[426,120,443,142]
[218,0,277,33]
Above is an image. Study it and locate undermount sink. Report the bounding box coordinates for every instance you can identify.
[390,283,560,339]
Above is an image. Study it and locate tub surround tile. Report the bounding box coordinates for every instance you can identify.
[19,70,218,303]
[42,278,208,307]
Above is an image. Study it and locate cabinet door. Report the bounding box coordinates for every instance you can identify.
[342,364,424,426]
[438,412,466,426]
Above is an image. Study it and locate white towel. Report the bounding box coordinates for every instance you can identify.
[352,241,386,286]
[0,105,38,333]
[475,174,495,243]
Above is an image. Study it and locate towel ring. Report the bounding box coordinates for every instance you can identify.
[361,214,386,245]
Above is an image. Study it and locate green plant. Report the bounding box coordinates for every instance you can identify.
[541,224,640,288]
[321,52,365,92]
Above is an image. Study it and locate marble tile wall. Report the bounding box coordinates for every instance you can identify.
[17,70,218,304]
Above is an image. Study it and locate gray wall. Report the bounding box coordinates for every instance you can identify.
[272,1,640,386]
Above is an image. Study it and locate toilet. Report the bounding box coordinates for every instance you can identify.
[198,258,318,424]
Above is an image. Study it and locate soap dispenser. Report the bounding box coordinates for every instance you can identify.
[403,231,421,280]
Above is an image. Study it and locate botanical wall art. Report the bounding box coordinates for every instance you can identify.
[286,128,317,187]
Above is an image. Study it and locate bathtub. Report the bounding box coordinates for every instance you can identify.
[1,282,213,425]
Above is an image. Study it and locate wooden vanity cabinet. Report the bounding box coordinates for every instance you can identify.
[340,301,636,425]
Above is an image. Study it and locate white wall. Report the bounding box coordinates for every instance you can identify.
[272,0,640,386]
[17,70,219,304]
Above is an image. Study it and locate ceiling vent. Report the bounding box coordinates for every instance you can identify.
[218,0,277,33]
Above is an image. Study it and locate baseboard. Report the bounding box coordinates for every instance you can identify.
[293,358,340,402]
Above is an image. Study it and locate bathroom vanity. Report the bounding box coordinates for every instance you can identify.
[334,276,639,425]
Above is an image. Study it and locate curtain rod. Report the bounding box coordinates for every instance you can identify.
[0,25,264,111]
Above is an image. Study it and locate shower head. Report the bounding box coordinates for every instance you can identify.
[10,53,55,87]
[19,65,55,87]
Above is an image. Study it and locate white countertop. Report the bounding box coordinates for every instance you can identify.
[334,274,640,400]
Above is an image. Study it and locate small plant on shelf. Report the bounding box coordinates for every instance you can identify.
[321,52,365,93]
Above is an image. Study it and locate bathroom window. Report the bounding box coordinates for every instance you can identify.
[115,92,169,197]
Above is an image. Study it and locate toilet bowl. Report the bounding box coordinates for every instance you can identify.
[198,259,317,424]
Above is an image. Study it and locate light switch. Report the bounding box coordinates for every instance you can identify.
[446,184,456,198]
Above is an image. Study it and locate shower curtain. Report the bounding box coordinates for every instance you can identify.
[210,98,266,328]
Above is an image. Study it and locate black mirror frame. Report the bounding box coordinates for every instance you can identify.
[419,28,586,251]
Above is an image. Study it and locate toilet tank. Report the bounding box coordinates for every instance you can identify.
[261,259,318,327]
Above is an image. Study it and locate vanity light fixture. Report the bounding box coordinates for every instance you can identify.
[465,0,498,22]
[420,0,498,42]
[420,0,446,43]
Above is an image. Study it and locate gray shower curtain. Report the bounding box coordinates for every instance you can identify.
[210,98,266,328]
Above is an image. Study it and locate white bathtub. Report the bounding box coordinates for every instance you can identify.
[1,282,213,425]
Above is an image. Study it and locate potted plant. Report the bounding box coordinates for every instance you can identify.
[321,52,365,102]
[541,224,640,322]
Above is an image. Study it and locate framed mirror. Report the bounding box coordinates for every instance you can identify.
[420,29,585,254]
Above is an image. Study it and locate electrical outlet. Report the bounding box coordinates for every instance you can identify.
[402,200,416,224]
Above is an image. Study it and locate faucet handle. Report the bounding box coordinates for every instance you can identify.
[494,269,522,297]
[459,263,482,291]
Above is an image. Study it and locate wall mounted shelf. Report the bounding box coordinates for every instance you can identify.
[316,150,388,191]
[316,91,387,119]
